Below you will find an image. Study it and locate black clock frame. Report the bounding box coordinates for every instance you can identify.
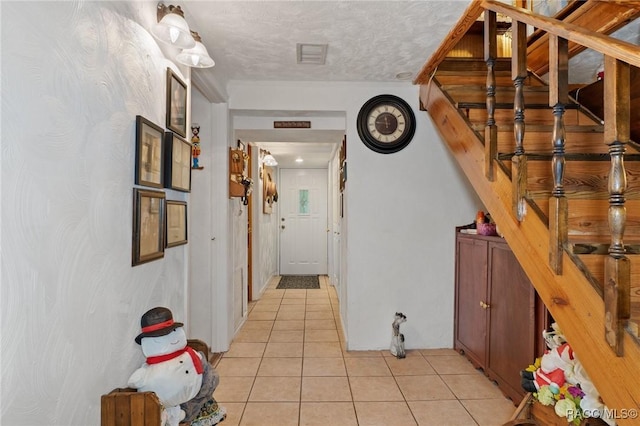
[356,94,416,154]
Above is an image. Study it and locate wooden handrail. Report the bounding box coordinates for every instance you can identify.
[412,1,484,85]
[482,0,640,69]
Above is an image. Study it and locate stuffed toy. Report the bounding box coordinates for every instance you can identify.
[127,307,226,426]
[522,341,575,393]
[521,324,575,394]
[571,358,617,426]
[521,323,616,425]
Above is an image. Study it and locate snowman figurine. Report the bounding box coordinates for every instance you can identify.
[128,307,204,426]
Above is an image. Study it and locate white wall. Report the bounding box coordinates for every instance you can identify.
[251,156,279,297]
[187,90,235,352]
[1,2,194,424]
[188,88,213,343]
[228,80,481,350]
[212,103,234,351]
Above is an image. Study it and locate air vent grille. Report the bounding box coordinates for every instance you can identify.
[296,43,328,65]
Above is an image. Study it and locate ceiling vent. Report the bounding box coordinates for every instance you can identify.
[296,43,328,65]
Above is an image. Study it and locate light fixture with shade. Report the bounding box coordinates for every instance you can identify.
[176,31,215,68]
[263,153,278,166]
[152,3,196,50]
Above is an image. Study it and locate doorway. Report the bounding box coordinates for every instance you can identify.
[279,168,328,275]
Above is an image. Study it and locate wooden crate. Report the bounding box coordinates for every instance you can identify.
[504,393,610,426]
[101,388,162,426]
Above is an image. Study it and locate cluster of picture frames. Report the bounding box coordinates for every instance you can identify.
[132,68,191,266]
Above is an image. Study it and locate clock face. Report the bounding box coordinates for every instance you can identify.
[368,107,405,142]
[357,95,416,153]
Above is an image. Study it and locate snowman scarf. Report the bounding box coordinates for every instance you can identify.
[146,346,204,375]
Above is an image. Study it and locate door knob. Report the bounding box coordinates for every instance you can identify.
[479,301,490,309]
[281,225,285,229]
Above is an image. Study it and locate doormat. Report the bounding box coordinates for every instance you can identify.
[276,275,320,289]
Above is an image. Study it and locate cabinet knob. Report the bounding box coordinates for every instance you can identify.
[480,301,491,309]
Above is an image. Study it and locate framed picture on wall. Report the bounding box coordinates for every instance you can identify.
[132,188,165,266]
[164,131,192,192]
[166,200,187,247]
[135,115,164,188]
[166,68,187,137]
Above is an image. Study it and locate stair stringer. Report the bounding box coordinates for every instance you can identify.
[419,82,640,421]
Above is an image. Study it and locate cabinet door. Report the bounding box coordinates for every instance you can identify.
[486,242,536,403]
[455,235,489,368]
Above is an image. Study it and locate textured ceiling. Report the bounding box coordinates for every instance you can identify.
[184,1,472,89]
[180,1,472,167]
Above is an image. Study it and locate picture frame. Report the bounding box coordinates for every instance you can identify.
[132,188,166,266]
[166,200,187,247]
[164,131,192,192]
[166,68,187,137]
[135,115,164,188]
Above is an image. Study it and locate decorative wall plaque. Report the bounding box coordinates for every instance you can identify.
[273,121,311,129]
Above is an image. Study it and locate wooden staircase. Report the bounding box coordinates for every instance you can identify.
[415,1,640,422]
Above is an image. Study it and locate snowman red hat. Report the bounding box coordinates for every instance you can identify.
[135,307,183,344]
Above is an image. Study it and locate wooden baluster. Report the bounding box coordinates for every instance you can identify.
[603,56,631,356]
[484,11,497,181]
[512,21,527,221]
[548,35,568,275]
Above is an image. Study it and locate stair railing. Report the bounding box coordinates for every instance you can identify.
[484,10,497,182]
[482,0,638,355]
[548,34,569,275]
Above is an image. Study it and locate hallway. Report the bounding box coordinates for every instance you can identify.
[212,276,516,425]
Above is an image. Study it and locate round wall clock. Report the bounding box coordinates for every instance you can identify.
[357,94,416,154]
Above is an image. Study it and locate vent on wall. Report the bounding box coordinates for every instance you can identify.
[296,43,328,65]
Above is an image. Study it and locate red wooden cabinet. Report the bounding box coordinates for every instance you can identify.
[454,230,548,404]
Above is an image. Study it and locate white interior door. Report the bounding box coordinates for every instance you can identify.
[279,168,328,275]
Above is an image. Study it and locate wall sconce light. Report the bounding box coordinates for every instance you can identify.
[176,31,215,68]
[263,152,278,166]
[152,3,196,50]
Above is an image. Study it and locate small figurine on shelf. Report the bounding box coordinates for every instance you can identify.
[191,125,202,169]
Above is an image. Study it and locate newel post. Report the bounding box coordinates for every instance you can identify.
[511,20,528,221]
[484,10,497,181]
[603,55,630,356]
[548,35,568,274]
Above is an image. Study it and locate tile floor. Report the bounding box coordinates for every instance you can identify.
[212,276,517,425]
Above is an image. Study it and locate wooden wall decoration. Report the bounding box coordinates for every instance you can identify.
[339,136,347,193]
[263,166,277,214]
[229,146,252,206]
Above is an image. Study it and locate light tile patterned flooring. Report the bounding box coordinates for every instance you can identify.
[213,276,516,425]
